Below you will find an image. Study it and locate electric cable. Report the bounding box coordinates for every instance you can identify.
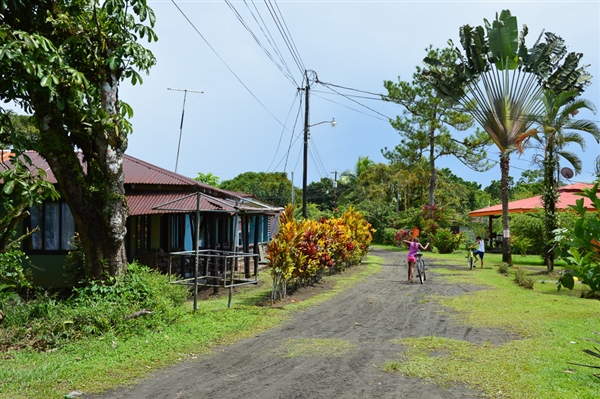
[171,0,291,131]
[245,0,298,85]
[263,0,305,76]
[225,0,297,86]
[266,90,302,173]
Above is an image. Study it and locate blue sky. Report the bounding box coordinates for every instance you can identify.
[120,0,600,189]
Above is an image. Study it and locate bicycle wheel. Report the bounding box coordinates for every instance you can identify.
[468,254,473,270]
[418,259,424,284]
[421,258,426,282]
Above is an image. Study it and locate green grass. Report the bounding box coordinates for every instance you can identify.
[382,249,600,399]
[0,256,383,399]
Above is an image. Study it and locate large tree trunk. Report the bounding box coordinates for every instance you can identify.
[500,154,513,265]
[35,71,129,280]
[542,137,557,272]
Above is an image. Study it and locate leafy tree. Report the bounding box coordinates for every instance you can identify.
[556,183,600,298]
[513,169,543,200]
[423,9,591,264]
[528,90,600,271]
[194,172,220,187]
[383,46,492,208]
[1,113,59,253]
[484,177,514,205]
[437,167,483,211]
[220,171,292,207]
[306,177,348,211]
[338,156,376,205]
[0,0,157,279]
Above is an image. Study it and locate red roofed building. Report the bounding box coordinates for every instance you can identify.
[1,151,282,286]
[469,183,598,247]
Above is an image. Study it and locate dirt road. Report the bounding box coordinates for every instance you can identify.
[90,248,511,399]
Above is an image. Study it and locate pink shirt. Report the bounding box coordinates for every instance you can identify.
[407,242,419,257]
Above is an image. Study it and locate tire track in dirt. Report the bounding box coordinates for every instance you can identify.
[90,248,514,399]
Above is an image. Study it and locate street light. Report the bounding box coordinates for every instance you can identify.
[302,118,336,218]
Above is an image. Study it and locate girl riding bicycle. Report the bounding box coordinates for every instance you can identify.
[403,237,429,283]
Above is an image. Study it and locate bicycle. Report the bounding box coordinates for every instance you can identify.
[466,247,474,270]
[415,252,426,284]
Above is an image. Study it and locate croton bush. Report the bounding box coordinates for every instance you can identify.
[267,205,373,301]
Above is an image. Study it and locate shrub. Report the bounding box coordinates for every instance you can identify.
[395,229,410,246]
[267,206,373,300]
[555,183,600,298]
[510,212,544,255]
[431,228,463,254]
[523,277,535,290]
[497,262,509,275]
[382,228,398,246]
[0,245,32,294]
[513,267,527,286]
[512,235,533,256]
[0,263,190,350]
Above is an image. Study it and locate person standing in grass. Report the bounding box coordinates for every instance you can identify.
[471,236,485,268]
[403,237,429,283]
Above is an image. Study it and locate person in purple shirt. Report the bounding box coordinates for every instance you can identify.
[402,237,429,283]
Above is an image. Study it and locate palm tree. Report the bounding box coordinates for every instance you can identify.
[529,90,600,271]
[337,156,375,206]
[423,10,592,264]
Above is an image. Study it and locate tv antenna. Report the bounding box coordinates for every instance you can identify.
[168,88,204,173]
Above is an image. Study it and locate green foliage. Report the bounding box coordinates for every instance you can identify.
[292,202,333,222]
[193,172,220,187]
[522,276,535,289]
[530,90,600,271]
[383,45,492,207]
[267,206,374,300]
[220,171,292,207]
[497,262,509,275]
[513,267,527,286]
[306,177,348,212]
[63,234,86,286]
[0,245,32,294]
[555,183,600,297]
[424,9,592,266]
[381,228,398,246]
[511,235,533,256]
[510,212,544,255]
[0,0,158,280]
[0,263,190,350]
[431,228,463,254]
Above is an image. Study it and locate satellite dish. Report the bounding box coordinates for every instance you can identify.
[561,167,574,179]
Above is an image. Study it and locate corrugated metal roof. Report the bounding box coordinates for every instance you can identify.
[128,192,238,216]
[1,150,250,199]
[469,183,597,217]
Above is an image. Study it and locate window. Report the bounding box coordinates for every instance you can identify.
[29,202,76,252]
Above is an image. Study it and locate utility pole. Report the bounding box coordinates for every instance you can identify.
[168,88,204,173]
[331,170,339,207]
[300,70,336,218]
[302,71,310,218]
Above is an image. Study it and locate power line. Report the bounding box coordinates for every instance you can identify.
[318,81,392,120]
[225,0,297,86]
[171,0,291,131]
[311,92,391,122]
[266,90,302,173]
[264,0,306,75]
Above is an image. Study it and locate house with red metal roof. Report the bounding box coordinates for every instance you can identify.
[1,151,282,287]
[468,183,598,247]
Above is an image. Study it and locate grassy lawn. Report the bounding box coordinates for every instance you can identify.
[0,257,382,399]
[377,244,600,399]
